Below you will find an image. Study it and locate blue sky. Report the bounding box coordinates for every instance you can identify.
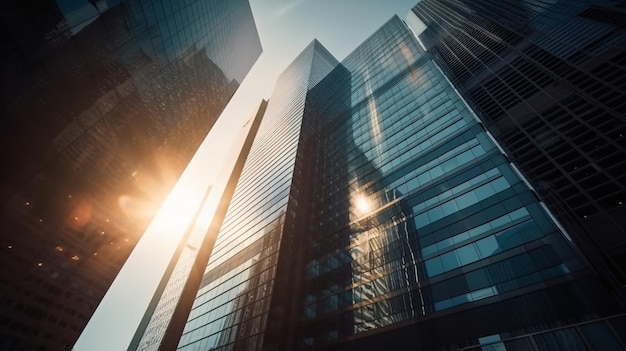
[73,1,418,350]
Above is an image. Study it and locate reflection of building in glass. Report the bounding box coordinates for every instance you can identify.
[295,16,623,350]
[410,0,626,302]
[172,14,625,351]
[300,61,422,336]
[0,0,261,349]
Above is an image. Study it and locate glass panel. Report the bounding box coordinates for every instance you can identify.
[466,269,491,291]
[534,328,588,351]
[422,244,438,257]
[456,191,479,209]
[469,223,491,238]
[503,337,537,351]
[467,287,496,301]
[452,231,470,244]
[431,281,450,301]
[609,316,626,345]
[580,322,624,351]
[442,200,460,216]
[434,298,454,311]
[456,244,479,265]
[437,238,454,251]
[425,257,444,277]
[491,177,510,192]
[509,207,529,220]
[476,236,500,258]
[474,182,495,201]
[440,251,460,272]
[429,206,445,223]
[414,212,430,229]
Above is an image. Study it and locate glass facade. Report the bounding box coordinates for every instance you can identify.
[175,13,623,351]
[411,0,626,301]
[129,100,267,351]
[0,0,261,349]
[176,41,339,351]
[291,15,622,350]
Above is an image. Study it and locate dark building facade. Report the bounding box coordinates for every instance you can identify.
[170,14,625,351]
[0,0,261,349]
[410,0,626,301]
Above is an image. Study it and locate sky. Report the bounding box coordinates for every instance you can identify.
[73,1,418,350]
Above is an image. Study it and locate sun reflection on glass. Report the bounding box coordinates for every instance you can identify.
[354,194,373,216]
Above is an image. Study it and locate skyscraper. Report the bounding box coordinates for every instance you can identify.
[168,14,625,351]
[410,0,626,301]
[175,40,339,351]
[294,15,623,351]
[0,0,261,349]
[129,100,267,351]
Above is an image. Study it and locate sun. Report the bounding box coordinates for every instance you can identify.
[149,182,207,234]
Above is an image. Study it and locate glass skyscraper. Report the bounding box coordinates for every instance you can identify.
[168,14,625,351]
[175,40,339,351]
[0,0,261,349]
[410,0,626,302]
[129,100,268,351]
[294,15,622,350]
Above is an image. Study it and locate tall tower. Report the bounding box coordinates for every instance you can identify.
[175,41,339,351]
[292,15,622,350]
[0,1,261,349]
[129,100,268,351]
[171,14,625,351]
[410,0,626,301]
